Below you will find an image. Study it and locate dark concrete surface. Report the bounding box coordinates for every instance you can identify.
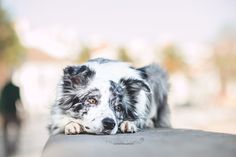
[42,129,236,157]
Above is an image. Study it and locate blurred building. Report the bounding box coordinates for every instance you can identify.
[14,48,70,114]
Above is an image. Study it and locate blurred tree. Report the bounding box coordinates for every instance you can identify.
[212,37,236,96]
[76,44,91,63]
[0,6,24,66]
[117,47,133,63]
[160,44,186,74]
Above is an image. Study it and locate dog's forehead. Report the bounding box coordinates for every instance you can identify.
[88,79,111,95]
[85,61,142,82]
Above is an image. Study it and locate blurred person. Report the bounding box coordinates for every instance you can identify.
[0,78,22,157]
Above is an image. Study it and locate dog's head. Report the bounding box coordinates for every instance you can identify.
[58,65,150,134]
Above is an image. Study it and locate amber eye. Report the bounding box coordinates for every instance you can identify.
[115,105,122,112]
[87,98,97,105]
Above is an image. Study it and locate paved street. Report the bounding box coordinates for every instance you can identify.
[0,114,49,157]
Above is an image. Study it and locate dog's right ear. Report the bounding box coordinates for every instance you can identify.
[63,66,78,76]
[62,65,95,89]
[63,65,92,76]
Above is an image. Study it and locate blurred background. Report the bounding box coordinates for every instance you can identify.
[0,0,236,157]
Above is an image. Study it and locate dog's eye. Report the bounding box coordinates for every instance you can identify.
[87,98,98,105]
[115,105,122,112]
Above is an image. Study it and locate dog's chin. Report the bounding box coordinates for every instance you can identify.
[84,128,117,135]
[101,130,113,135]
[95,129,117,135]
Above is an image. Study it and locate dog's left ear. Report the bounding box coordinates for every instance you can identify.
[119,78,150,93]
[63,65,95,88]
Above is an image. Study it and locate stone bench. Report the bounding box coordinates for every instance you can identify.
[42,129,236,157]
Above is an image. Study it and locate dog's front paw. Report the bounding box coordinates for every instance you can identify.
[120,121,137,133]
[64,122,83,135]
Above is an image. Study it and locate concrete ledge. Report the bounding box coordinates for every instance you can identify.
[42,129,236,157]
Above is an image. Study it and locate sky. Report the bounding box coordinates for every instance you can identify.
[2,0,236,57]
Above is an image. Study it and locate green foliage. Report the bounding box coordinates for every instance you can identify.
[0,6,24,66]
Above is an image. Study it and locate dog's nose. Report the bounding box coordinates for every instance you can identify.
[102,118,115,130]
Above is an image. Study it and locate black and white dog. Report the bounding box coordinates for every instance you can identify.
[49,58,171,135]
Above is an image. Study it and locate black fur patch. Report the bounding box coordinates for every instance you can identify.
[109,78,150,122]
[58,88,101,112]
[62,65,95,93]
[137,66,149,80]
[59,88,101,119]
[120,78,150,93]
[109,81,130,122]
[120,78,150,120]
[109,80,124,120]
[58,95,75,110]
[109,81,123,99]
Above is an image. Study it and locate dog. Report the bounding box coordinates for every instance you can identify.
[48,58,171,135]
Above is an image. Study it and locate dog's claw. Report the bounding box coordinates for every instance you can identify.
[64,122,83,135]
[120,121,137,133]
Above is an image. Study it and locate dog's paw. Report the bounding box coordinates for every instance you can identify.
[64,122,83,135]
[120,121,137,133]
[145,119,155,128]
